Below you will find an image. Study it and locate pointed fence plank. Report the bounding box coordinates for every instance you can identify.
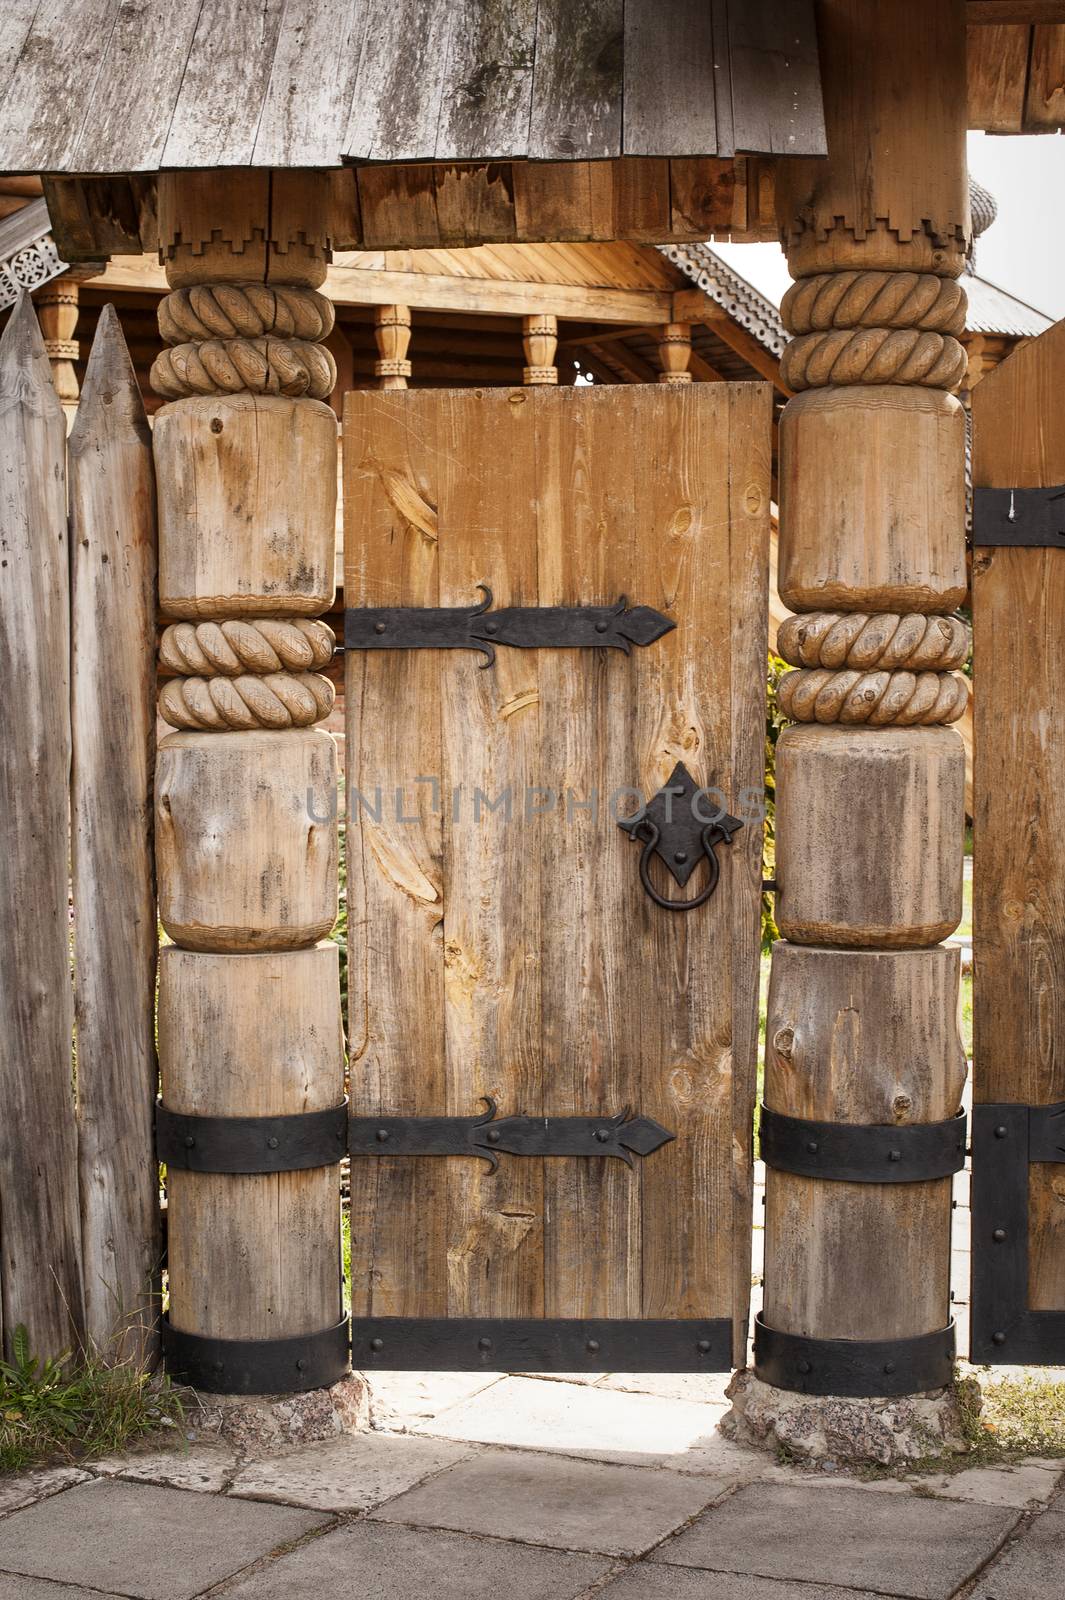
[0,296,84,1359]
[70,307,160,1365]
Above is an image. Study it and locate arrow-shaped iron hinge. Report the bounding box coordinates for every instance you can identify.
[348,1099,675,1171]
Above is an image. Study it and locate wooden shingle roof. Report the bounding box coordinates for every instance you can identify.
[0,0,826,175]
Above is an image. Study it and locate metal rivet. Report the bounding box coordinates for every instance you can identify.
[376,1128,390,1142]
[374,621,387,634]
[370,1337,384,1352]
[888,1150,902,1163]
[485,621,498,634]
[806,1140,819,1155]
[994,1125,1008,1139]
[267,1136,279,1149]
[992,1228,1006,1242]
[697,1339,712,1355]
[992,1331,1007,1346]
[883,1361,896,1375]
[586,1339,600,1354]
[296,1358,306,1371]
[595,621,608,633]
[486,1129,501,1144]
[184,1135,196,1148]
[213,1360,225,1371]
[674,850,688,864]
[594,1128,611,1143]
[797,1358,812,1375]
[478,1336,493,1351]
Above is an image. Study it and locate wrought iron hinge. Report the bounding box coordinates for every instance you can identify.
[343,585,674,665]
[973,485,1065,547]
[348,1098,674,1172]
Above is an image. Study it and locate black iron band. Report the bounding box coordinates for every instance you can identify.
[754,1314,955,1397]
[348,1099,673,1170]
[973,484,1065,547]
[351,1316,732,1372]
[161,1316,351,1395]
[759,1105,967,1184]
[156,1099,348,1174]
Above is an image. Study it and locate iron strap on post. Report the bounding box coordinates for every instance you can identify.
[156,1100,349,1174]
[753,1315,956,1398]
[971,1102,1065,1363]
[759,1105,967,1183]
[343,586,674,665]
[161,1317,351,1395]
[351,1317,732,1372]
[972,484,1065,547]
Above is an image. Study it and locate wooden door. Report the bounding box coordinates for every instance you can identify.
[343,383,769,1371]
[971,321,1065,1364]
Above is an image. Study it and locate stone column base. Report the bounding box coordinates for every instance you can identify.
[184,1373,368,1457]
[721,1369,971,1468]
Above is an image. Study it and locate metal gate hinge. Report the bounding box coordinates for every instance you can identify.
[973,484,1065,547]
[343,585,674,665]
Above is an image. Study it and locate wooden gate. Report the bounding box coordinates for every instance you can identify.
[343,383,769,1371]
[971,320,1065,1364]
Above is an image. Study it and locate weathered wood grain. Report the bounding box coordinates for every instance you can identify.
[623,0,717,156]
[764,945,964,1341]
[973,318,1065,1313]
[728,0,827,156]
[343,0,454,163]
[154,395,337,619]
[0,297,84,1359]
[70,308,160,1364]
[967,22,1029,130]
[0,0,116,172]
[344,383,768,1337]
[156,729,338,952]
[162,945,344,1341]
[776,727,965,948]
[252,0,368,167]
[527,0,624,160]
[71,0,203,173]
[160,0,287,167]
[436,0,537,161]
[1025,24,1065,127]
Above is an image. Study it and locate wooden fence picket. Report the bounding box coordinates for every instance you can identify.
[0,295,84,1359]
[70,305,160,1365]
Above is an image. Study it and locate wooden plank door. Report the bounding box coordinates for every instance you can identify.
[971,319,1065,1364]
[344,383,769,1370]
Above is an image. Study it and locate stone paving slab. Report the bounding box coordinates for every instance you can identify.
[214,1518,613,1599]
[0,1478,327,1600]
[919,1462,1062,1507]
[415,1374,767,1475]
[595,1372,732,1405]
[0,1467,89,1515]
[649,1481,1019,1599]
[966,1509,1065,1599]
[362,1370,503,1430]
[229,1431,475,1513]
[370,1446,733,1556]
[0,1578,129,1600]
[92,1440,237,1493]
[598,1565,897,1600]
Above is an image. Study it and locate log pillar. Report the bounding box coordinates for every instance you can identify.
[730,0,972,1460]
[152,172,349,1398]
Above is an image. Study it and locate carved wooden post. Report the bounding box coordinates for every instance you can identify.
[152,172,349,1398]
[657,322,692,384]
[374,304,411,389]
[731,0,971,1457]
[522,313,558,385]
[34,275,80,409]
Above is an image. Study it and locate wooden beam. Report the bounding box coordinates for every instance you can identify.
[86,256,674,327]
[967,2,1065,20]
[688,349,726,383]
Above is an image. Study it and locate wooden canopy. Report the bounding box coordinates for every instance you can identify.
[0,1,825,175]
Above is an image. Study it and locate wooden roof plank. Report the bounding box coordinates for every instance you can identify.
[0,0,121,172]
[71,0,204,173]
[341,0,454,162]
[727,0,826,156]
[526,0,624,160]
[434,0,537,161]
[252,0,369,167]
[0,0,42,119]
[160,0,288,168]
[622,0,718,156]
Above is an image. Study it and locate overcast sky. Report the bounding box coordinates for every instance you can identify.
[713,133,1065,322]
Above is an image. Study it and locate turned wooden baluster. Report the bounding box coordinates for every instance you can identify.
[522,313,558,385]
[750,0,970,1423]
[374,304,411,389]
[657,322,692,385]
[152,171,346,1392]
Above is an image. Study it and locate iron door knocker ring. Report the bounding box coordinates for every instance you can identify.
[618,761,744,912]
[633,819,721,910]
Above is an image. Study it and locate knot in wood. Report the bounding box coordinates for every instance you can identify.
[778,667,969,727]
[158,283,335,345]
[780,328,967,391]
[777,612,970,672]
[150,337,337,400]
[781,272,966,337]
[158,671,335,731]
[159,617,335,677]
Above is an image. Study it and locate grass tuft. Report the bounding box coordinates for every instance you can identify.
[954,1369,1065,1465]
[0,1325,183,1476]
